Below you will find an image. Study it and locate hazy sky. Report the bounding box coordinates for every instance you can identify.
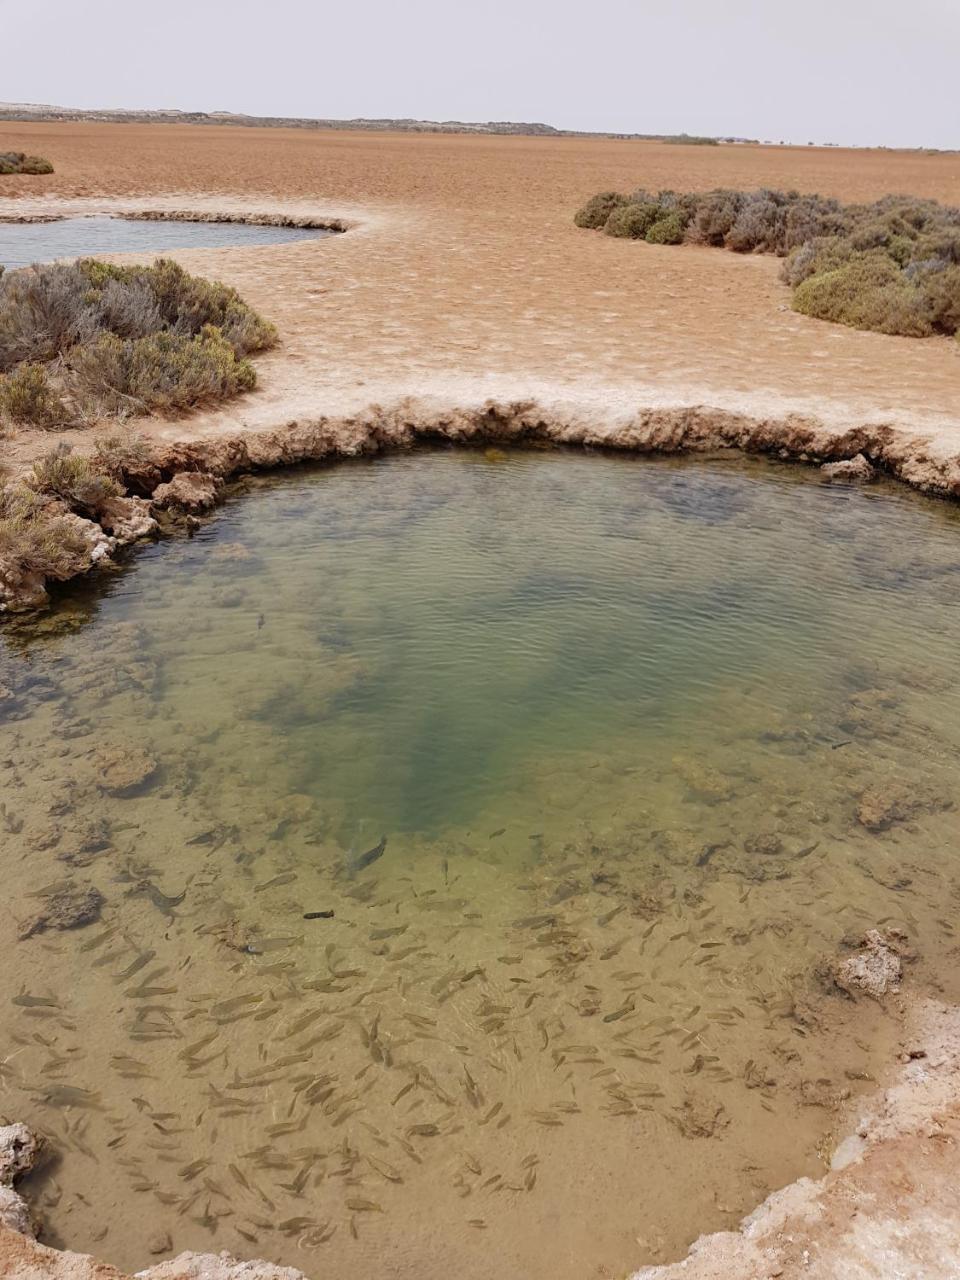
[4,0,959,148]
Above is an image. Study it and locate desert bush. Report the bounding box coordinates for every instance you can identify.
[0,152,54,175]
[0,485,91,582]
[0,362,72,429]
[793,253,933,336]
[604,202,664,239]
[645,212,686,244]
[922,264,960,333]
[0,263,98,371]
[0,256,275,423]
[574,181,960,338]
[68,325,256,416]
[93,431,155,481]
[574,191,629,229]
[29,445,121,515]
[688,190,745,246]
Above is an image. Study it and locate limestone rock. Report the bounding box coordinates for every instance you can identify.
[151,472,220,513]
[832,929,905,999]
[137,1250,309,1280]
[98,496,158,544]
[0,1125,40,1185]
[18,883,105,939]
[0,1124,41,1238]
[821,454,875,482]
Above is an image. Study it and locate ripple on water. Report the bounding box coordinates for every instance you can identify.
[2,450,959,1279]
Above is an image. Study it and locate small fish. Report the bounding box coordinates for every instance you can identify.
[303,910,335,920]
[488,828,506,839]
[255,873,297,893]
[348,836,387,876]
[125,880,186,915]
[12,994,60,1009]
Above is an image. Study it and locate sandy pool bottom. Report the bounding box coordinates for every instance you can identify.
[1,449,959,1278]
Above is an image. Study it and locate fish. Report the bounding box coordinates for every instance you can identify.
[255,873,297,893]
[303,910,335,920]
[348,836,388,876]
[125,880,186,915]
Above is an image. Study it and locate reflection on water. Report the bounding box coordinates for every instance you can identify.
[1,450,959,1279]
[0,216,338,269]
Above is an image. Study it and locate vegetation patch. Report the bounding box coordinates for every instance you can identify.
[0,257,276,428]
[0,151,54,175]
[574,187,960,338]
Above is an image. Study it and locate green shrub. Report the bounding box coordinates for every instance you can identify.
[68,325,257,416]
[604,203,663,239]
[645,213,686,244]
[29,446,121,515]
[793,253,933,336]
[0,362,72,428]
[574,191,628,229]
[0,152,54,176]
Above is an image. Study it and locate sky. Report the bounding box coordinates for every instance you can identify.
[3,0,959,149]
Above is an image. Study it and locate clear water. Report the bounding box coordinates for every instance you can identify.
[0,216,338,269]
[2,450,959,1279]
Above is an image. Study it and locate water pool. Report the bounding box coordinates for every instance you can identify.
[2,449,958,1278]
[0,215,338,269]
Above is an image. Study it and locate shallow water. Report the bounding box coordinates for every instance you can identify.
[2,450,959,1278]
[0,216,337,269]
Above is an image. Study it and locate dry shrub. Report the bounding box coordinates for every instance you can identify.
[0,362,73,429]
[68,325,257,416]
[0,486,90,582]
[29,445,121,515]
[93,431,156,482]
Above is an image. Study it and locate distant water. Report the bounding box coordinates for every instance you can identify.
[0,215,338,268]
[2,450,959,1280]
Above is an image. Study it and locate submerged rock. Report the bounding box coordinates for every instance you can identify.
[152,471,220,513]
[669,1093,729,1139]
[855,781,951,832]
[96,745,158,797]
[821,453,876,482]
[18,883,105,940]
[831,928,906,999]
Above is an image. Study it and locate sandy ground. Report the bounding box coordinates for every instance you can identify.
[1,122,959,469]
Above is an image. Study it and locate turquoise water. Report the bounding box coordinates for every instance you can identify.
[0,215,338,269]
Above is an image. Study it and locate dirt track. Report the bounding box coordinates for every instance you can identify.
[1,121,959,463]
